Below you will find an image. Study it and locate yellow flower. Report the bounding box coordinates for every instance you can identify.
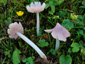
[70,13,78,20]
[16,11,24,16]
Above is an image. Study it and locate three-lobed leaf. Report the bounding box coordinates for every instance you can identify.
[38,39,49,47]
[62,19,74,30]
[71,43,80,52]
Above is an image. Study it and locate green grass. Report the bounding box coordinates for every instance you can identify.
[0,0,85,64]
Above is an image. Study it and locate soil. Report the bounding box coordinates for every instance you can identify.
[34,58,56,64]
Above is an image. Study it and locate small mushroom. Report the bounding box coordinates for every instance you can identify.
[7,22,47,60]
[44,23,70,51]
[26,2,46,36]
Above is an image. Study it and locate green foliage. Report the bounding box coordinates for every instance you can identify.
[0,13,5,27]
[81,48,85,55]
[68,48,72,53]
[5,17,12,26]
[71,42,80,52]
[30,0,38,2]
[11,0,18,2]
[46,0,64,13]
[38,39,49,47]
[4,50,11,58]
[62,19,74,30]
[70,41,85,55]
[0,0,7,5]
[82,1,85,6]
[83,34,85,40]
[53,16,59,19]
[0,0,84,64]
[12,48,21,64]
[0,37,7,41]
[58,11,66,18]
[80,0,85,8]
[70,13,78,20]
[77,30,83,35]
[59,55,72,64]
[38,27,44,36]
[22,57,35,64]
[47,49,56,55]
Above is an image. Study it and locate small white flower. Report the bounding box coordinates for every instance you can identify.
[26,2,46,13]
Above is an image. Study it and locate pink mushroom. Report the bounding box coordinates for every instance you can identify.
[7,22,47,60]
[26,2,46,13]
[26,2,46,36]
[44,23,70,51]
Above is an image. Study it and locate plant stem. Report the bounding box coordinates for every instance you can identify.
[55,39,60,51]
[36,12,40,36]
[16,32,47,60]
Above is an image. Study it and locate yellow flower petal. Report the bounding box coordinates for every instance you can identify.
[16,11,24,16]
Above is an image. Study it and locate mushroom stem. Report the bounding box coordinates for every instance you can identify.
[55,39,60,51]
[16,32,47,60]
[36,12,40,36]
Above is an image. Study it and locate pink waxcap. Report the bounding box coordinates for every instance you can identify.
[44,23,70,42]
[7,22,24,39]
[26,2,46,13]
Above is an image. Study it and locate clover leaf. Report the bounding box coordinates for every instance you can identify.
[71,42,80,52]
[62,19,74,30]
[38,39,49,47]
